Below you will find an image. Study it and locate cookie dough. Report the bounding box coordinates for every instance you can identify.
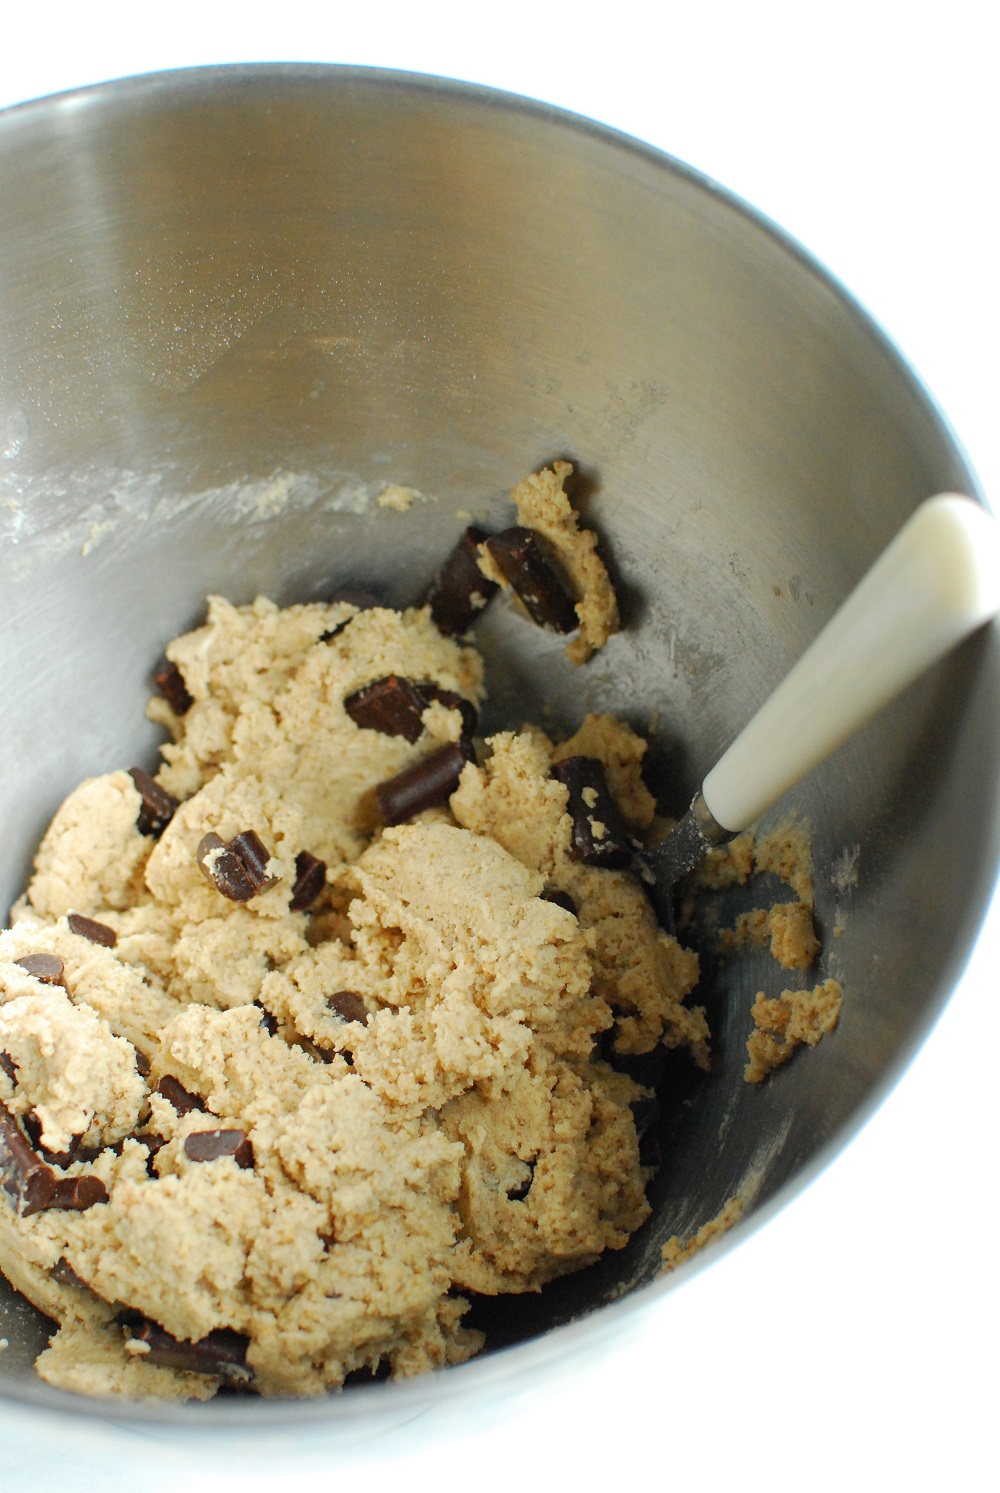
[0,517,702,1401]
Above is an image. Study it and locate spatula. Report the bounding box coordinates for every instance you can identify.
[645,493,1000,926]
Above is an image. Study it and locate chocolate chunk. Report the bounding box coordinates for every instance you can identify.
[120,1315,252,1384]
[128,767,180,837]
[134,1048,152,1078]
[154,661,193,716]
[67,913,118,948]
[196,830,279,902]
[540,886,578,917]
[484,527,579,634]
[143,1136,167,1176]
[0,1053,16,1082]
[320,590,381,641]
[0,1101,56,1216]
[506,1160,535,1202]
[550,757,633,869]
[424,525,500,636]
[289,850,327,913]
[326,991,370,1026]
[415,683,479,738]
[51,1257,90,1290]
[375,739,475,826]
[22,1113,84,1170]
[48,1175,109,1210]
[184,1129,254,1169]
[14,952,66,986]
[344,674,429,743]
[156,1075,207,1115]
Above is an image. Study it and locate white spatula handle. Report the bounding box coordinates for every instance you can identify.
[700,494,1000,835]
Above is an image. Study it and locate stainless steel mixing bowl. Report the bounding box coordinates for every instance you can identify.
[1,64,997,1430]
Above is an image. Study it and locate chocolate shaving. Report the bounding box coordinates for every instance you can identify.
[184,1129,254,1169]
[540,886,578,917]
[424,525,500,636]
[67,913,118,948]
[128,767,180,837]
[156,1075,207,1115]
[320,589,381,641]
[484,527,579,634]
[375,739,475,826]
[550,757,632,868]
[344,674,429,743]
[415,683,479,738]
[155,661,193,716]
[0,1101,56,1216]
[48,1175,109,1211]
[14,952,66,986]
[196,830,279,902]
[289,850,327,913]
[326,991,370,1026]
[120,1315,252,1384]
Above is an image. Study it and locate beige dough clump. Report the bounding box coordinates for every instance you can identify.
[0,548,704,1402]
[478,461,620,664]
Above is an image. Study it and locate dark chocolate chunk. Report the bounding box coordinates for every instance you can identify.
[326,991,370,1026]
[506,1160,535,1202]
[23,1113,84,1170]
[424,525,499,636]
[320,590,381,641]
[66,913,118,948]
[128,767,180,837]
[155,661,193,716]
[228,831,279,892]
[196,830,279,902]
[0,1101,56,1216]
[550,757,632,869]
[289,850,327,913]
[344,674,429,743]
[51,1257,90,1290]
[540,886,578,917]
[14,952,66,986]
[120,1315,252,1384]
[156,1075,207,1115]
[484,526,578,634]
[415,683,479,738]
[144,1135,168,1176]
[0,1052,16,1082]
[134,1048,152,1079]
[48,1175,109,1210]
[184,1129,254,1169]
[375,739,475,826]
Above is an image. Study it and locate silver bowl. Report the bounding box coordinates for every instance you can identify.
[1,64,997,1432]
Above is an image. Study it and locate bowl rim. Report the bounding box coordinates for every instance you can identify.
[0,59,996,1430]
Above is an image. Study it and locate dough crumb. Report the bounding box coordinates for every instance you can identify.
[744,978,844,1083]
[483,462,620,663]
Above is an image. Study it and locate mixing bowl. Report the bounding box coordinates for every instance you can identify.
[0,64,997,1430]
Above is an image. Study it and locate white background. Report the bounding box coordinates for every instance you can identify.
[1,5,996,1490]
